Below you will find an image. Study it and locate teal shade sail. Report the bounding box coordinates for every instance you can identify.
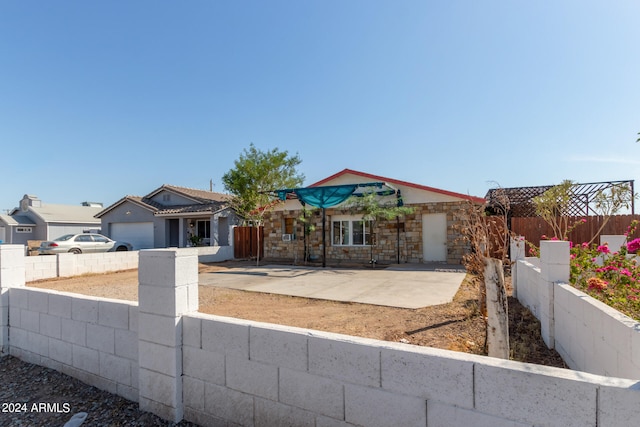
[274,182,398,267]
[276,182,393,208]
[282,185,356,208]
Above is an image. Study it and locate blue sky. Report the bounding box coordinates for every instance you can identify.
[1,1,639,212]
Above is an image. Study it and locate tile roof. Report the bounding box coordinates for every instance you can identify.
[96,185,231,218]
[162,185,228,203]
[154,201,227,216]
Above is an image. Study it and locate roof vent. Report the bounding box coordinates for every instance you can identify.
[20,195,41,211]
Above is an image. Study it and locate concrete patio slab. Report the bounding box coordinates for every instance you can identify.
[198,264,467,309]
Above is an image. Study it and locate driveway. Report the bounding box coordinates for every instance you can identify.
[198,263,467,309]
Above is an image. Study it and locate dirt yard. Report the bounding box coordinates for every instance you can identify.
[27,261,566,368]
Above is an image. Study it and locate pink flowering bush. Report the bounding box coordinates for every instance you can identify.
[568,220,640,321]
[627,238,640,254]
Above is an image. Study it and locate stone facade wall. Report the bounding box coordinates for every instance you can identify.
[263,202,469,265]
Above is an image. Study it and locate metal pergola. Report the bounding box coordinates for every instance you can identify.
[485,180,635,218]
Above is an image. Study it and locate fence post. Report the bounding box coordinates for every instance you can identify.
[538,240,570,350]
[137,248,199,422]
[509,236,526,298]
[0,245,26,356]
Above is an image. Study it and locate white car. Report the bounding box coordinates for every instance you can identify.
[38,233,133,255]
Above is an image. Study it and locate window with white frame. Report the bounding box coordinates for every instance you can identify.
[331,216,371,246]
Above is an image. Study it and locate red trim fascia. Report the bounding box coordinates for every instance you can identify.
[310,168,485,204]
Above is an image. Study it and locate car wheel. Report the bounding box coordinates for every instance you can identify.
[115,246,128,252]
[69,248,81,254]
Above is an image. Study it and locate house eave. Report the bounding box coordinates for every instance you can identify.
[95,196,158,218]
[311,168,486,204]
[153,211,215,218]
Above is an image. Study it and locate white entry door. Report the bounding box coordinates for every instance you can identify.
[422,213,447,262]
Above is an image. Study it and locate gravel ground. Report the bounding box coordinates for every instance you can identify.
[0,356,200,427]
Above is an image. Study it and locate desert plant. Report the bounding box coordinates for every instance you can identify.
[457,188,511,358]
[532,180,576,240]
[533,180,635,244]
[343,190,414,267]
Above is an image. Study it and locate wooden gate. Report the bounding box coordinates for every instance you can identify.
[233,226,264,259]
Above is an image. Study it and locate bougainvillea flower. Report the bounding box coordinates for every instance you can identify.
[627,238,640,254]
[620,268,633,277]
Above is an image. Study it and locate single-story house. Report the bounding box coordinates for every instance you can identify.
[96,185,240,250]
[0,195,102,245]
[263,169,486,265]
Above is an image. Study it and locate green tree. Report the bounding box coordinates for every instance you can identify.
[533,180,635,243]
[344,190,414,266]
[532,180,576,240]
[222,144,304,264]
[297,205,318,263]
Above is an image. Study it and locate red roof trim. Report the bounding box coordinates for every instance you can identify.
[310,169,485,204]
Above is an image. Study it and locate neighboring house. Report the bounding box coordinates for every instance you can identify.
[0,195,102,245]
[96,185,240,250]
[263,169,486,265]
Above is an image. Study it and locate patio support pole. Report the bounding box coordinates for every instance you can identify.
[397,216,400,264]
[322,208,326,268]
[302,202,307,263]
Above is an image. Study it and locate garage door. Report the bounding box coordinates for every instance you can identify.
[111,222,154,250]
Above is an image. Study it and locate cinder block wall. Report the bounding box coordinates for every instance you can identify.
[181,313,640,427]
[195,245,234,263]
[69,251,138,275]
[4,244,640,426]
[514,240,640,380]
[8,287,139,402]
[25,251,138,282]
[515,258,541,318]
[24,255,58,281]
[554,283,640,379]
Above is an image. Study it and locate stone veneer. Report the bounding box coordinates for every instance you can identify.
[263,202,469,265]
